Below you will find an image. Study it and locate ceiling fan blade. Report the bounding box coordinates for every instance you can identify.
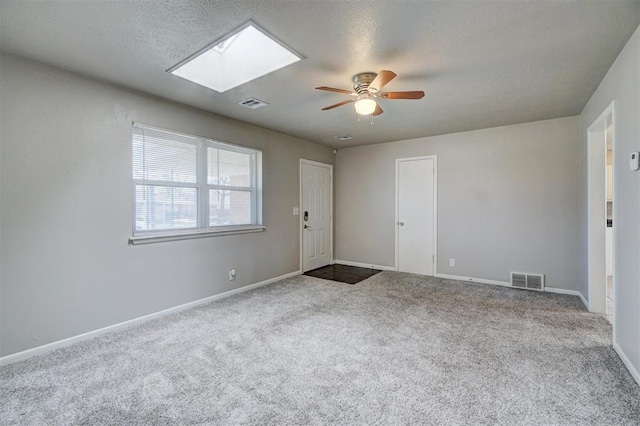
[315,86,356,95]
[373,104,384,116]
[322,99,355,110]
[368,70,397,92]
[379,91,425,99]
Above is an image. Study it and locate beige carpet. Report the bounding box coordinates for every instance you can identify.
[1,272,639,425]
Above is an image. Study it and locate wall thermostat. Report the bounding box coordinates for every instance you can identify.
[630,152,640,171]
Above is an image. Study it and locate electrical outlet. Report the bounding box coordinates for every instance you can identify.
[229,268,236,281]
[449,259,455,267]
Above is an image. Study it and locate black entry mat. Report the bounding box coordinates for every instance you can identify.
[304,264,382,284]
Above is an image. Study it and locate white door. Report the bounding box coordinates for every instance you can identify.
[396,157,436,275]
[302,161,332,272]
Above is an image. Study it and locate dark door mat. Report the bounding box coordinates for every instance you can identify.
[304,264,382,284]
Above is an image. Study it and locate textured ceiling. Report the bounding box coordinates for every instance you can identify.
[2,1,639,148]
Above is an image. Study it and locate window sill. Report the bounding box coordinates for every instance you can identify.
[129,225,266,245]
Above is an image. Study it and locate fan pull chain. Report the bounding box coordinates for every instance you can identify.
[355,115,375,124]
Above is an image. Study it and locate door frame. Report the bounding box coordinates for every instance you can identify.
[394,155,438,273]
[587,101,615,325]
[299,159,334,273]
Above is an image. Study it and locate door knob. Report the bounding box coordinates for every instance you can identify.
[304,224,312,229]
[398,222,405,226]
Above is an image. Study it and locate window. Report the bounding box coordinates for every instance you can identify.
[131,123,262,243]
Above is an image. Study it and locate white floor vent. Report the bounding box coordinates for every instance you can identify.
[510,272,544,291]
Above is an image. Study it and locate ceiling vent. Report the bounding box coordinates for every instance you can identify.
[510,272,544,291]
[334,135,352,141]
[239,98,269,109]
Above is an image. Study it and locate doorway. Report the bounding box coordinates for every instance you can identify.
[395,156,437,275]
[605,123,614,323]
[300,159,333,272]
[587,102,615,325]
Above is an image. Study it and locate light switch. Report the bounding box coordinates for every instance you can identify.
[293,207,299,216]
[630,152,639,171]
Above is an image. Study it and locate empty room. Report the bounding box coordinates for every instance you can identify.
[1,1,640,424]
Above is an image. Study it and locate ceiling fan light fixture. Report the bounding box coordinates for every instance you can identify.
[317,69,423,116]
[354,98,377,115]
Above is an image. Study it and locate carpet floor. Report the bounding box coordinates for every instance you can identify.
[1,272,639,425]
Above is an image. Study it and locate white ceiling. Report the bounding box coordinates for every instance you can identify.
[2,1,639,148]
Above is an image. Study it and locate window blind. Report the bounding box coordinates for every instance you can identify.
[131,123,261,235]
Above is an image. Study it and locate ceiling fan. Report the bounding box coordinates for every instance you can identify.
[315,70,424,116]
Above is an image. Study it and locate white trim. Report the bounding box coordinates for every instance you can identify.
[435,273,510,287]
[586,101,615,132]
[333,259,396,271]
[543,287,581,296]
[586,101,615,316]
[436,274,586,299]
[300,159,334,273]
[129,225,265,245]
[0,270,301,366]
[433,158,438,275]
[578,292,590,310]
[300,158,334,168]
[395,155,438,274]
[614,342,640,387]
[438,273,589,306]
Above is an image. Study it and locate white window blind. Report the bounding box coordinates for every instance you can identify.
[132,123,261,237]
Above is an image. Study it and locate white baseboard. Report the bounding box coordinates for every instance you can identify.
[436,274,587,299]
[0,270,301,366]
[614,342,640,387]
[545,287,591,310]
[577,292,589,310]
[333,259,396,271]
[543,287,581,296]
[435,273,510,287]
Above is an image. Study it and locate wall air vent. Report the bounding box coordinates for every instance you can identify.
[510,272,545,291]
[239,98,269,109]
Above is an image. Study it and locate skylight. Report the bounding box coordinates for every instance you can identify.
[169,22,303,93]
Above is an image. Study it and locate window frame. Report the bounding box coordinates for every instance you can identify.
[130,123,264,245]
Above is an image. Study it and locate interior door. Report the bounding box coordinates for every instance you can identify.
[302,161,332,272]
[397,157,436,275]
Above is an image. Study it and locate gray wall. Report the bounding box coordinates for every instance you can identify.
[0,53,334,356]
[335,117,579,290]
[579,25,640,378]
